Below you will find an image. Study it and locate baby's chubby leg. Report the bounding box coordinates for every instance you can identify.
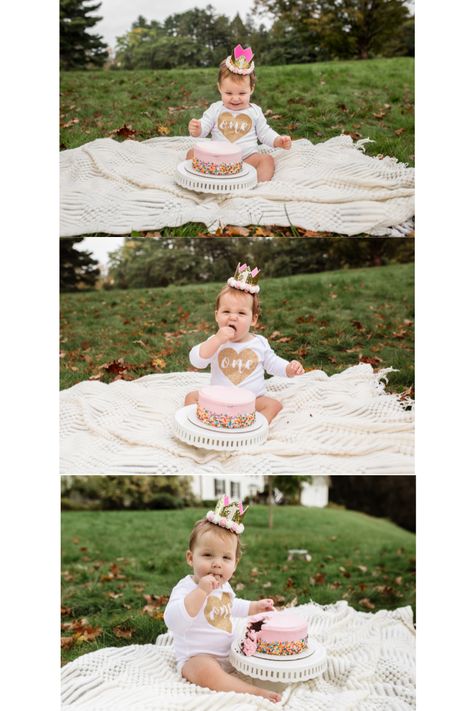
[181,654,281,703]
[243,153,275,182]
[255,395,283,424]
[184,390,199,406]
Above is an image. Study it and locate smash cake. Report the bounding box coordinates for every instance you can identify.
[241,611,308,657]
[192,140,243,176]
[196,385,256,429]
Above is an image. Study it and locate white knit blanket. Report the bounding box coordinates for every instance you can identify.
[60,364,414,474]
[60,135,414,236]
[61,601,415,710]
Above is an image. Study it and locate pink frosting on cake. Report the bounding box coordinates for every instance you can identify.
[198,386,254,416]
[197,385,256,428]
[193,140,243,176]
[241,611,308,656]
[257,612,307,644]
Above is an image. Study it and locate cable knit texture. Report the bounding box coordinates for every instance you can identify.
[61,601,415,710]
[60,136,414,236]
[60,364,414,474]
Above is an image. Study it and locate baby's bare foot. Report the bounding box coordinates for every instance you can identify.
[255,688,281,703]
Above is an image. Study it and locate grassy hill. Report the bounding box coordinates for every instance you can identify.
[60,58,414,236]
[60,263,414,393]
[61,504,416,664]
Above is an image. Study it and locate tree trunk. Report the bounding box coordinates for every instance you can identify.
[267,475,274,529]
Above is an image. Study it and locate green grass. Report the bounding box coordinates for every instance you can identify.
[60,264,414,393]
[60,58,414,236]
[61,505,415,664]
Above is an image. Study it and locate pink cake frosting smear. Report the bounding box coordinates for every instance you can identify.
[241,611,308,656]
[197,385,255,429]
[192,140,243,176]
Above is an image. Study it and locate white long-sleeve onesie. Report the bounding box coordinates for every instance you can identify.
[164,575,251,672]
[198,101,279,158]
[189,334,289,397]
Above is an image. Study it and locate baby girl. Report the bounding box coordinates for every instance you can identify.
[184,263,304,424]
[164,498,281,703]
[186,44,292,182]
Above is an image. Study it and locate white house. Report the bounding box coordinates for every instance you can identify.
[190,476,329,507]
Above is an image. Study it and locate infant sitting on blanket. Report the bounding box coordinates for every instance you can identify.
[186,44,292,183]
[184,262,304,424]
[164,501,281,703]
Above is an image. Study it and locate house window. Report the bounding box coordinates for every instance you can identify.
[230,482,241,499]
[214,479,226,496]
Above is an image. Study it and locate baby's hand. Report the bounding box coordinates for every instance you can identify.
[216,326,236,343]
[189,118,201,137]
[274,135,292,150]
[286,360,304,377]
[255,598,275,613]
[198,574,221,594]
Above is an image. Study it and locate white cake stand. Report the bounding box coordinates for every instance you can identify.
[229,637,327,684]
[174,405,268,451]
[175,160,258,194]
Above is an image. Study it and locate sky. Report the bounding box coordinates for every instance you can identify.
[95,0,261,50]
[76,237,124,270]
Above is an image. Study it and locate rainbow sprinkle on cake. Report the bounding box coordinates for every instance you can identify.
[257,639,307,656]
[192,157,242,176]
[196,406,255,429]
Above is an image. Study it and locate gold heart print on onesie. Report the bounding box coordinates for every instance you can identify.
[204,592,232,632]
[218,348,259,386]
[218,111,253,142]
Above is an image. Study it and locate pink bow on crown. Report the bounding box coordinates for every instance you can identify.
[234,44,254,64]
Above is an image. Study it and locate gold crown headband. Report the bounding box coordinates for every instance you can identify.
[225,44,255,75]
[206,496,249,534]
[227,262,261,294]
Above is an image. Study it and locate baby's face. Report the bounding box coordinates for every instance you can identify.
[186,528,238,586]
[218,75,253,111]
[215,290,257,342]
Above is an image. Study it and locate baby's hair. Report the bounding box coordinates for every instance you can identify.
[189,518,243,561]
[218,59,256,91]
[215,285,260,319]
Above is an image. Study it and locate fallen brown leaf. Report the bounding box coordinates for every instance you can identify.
[151,357,166,370]
[113,626,134,639]
[359,355,382,367]
[224,225,250,236]
[61,118,80,129]
[113,124,137,139]
[254,227,274,236]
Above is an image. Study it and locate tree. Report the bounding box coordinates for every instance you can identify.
[60,0,108,69]
[61,476,195,510]
[273,475,314,504]
[316,0,412,59]
[116,7,234,70]
[329,476,415,531]
[107,237,413,290]
[60,238,100,291]
[253,0,412,60]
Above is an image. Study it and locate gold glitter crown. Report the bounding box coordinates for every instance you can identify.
[227,262,261,294]
[206,496,249,534]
